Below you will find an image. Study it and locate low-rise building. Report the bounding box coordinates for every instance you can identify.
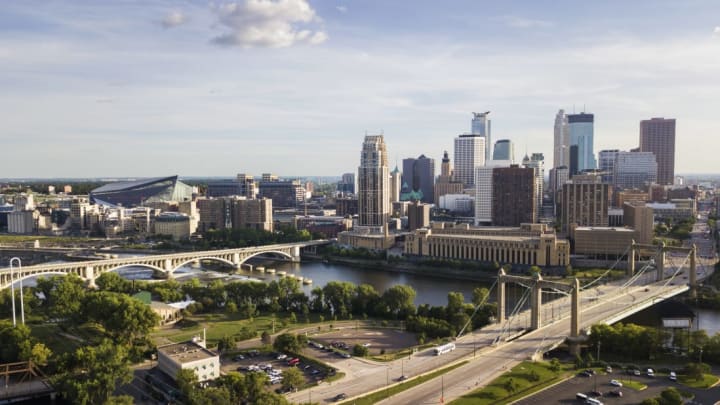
[573,227,635,259]
[154,212,191,240]
[404,223,569,267]
[157,341,220,383]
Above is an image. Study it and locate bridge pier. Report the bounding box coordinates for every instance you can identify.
[656,241,666,282]
[84,266,97,289]
[571,278,580,338]
[690,244,697,298]
[497,269,506,324]
[291,246,301,263]
[530,273,542,330]
[627,240,636,276]
[232,253,241,269]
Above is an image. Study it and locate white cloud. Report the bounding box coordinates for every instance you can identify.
[714,26,720,35]
[211,0,328,48]
[336,6,347,13]
[161,11,187,28]
[498,16,553,29]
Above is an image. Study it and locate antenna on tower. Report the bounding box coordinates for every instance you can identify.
[583,103,586,113]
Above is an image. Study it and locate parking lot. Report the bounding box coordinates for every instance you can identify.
[220,350,333,393]
[312,327,418,356]
[516,367,720,405]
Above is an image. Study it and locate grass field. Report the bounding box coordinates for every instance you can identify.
[342,361,468,405]
[679,373,720,389]
[618,379,647,390]
[451,361,569,405]
[151,312,279,345]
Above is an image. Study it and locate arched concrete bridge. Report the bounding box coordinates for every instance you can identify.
[0,240,330,289]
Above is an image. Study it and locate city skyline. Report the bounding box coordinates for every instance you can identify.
[2,1,720,178]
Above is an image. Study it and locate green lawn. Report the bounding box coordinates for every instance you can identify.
[151,312,280,345]
[342,361,468,405]
[618,379,647,390]
[29,323,84,356]
[451,361,569,405]
[679,374,720,389]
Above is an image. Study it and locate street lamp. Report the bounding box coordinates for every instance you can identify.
[597,341,601,363]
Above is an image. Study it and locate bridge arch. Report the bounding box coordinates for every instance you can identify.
[1,271,81,289]
[171,257,236,273]
[103,263,167,275]
[238,250,294,265]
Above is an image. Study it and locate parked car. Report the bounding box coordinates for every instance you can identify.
[610,379,623,387]
[332,393,347,402]
[608,390,623,397]
[605,366,612,373]
[647,368,655,377]
[276,354,287,360]
[233,354,245,361]
[669,371,677,381]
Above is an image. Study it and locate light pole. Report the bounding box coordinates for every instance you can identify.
[597,340,601,363]
[10,257,25,326]
[10,258,16,326]
[386,366,389,399]
[700,347,704,364]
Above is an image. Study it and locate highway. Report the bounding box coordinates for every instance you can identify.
[289,212,717,404]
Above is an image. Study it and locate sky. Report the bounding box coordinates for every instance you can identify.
[1,0,719,178]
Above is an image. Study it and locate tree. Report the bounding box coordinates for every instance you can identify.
[273,333,301,353]
[176,368,198,399]
[380,285,416,319]
[218,335,236,352]
[30,343,52,367]
[471,287,489,307]
[262,331,273,346]
[682,362,710,381]
[549,358,561,373]
[640,399,660,405]
[0,321,32,363]
[95,272,132,293]
[503,377,517,394]
[282,367,304,390]
[53,339,132,405]
[103,396,134,405]
[659,387,683,405]
[353,344,369,357]
[81,292,159,344]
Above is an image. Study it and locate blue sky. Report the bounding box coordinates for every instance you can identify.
[2,0,719,178]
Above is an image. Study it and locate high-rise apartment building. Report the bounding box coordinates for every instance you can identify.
[553,109,569,168]
[613,151,657,190]
[407,201,431,231]
[453,134,486,188]
[475,160,512,225]
[337,173,355,195]
[492,139,515,162]
[389,166,402,205]
[232,198,273,232]
[560,175,609,233]
[492,165,536,226]
[358,135,390,227]
[401,155,435,204]
[568,112,596,172]
[471,111,492,162]
[640,118,676,185]
[434,151,464,205]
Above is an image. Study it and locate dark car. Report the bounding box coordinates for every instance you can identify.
[332,393,347,402]
[608,390,623,397]
[590,390,602,397]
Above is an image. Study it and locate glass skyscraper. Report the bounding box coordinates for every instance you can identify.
[471,111,492,162]
[492,139,514,162]
[568,113,596,172]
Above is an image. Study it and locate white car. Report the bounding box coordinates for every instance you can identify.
[669,371,677,381]
[610,379,623,387]
[277,354,287,360]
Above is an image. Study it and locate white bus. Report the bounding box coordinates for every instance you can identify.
[434,343,456,355]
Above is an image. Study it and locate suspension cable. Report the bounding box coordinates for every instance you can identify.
[456,278,498,339]
[580,245,632,291]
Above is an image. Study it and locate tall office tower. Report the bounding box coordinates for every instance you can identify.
[613,151,657,190]
[560,175,609,233]
[453,134,486,188]
[640,118,676,185]
[389,166,402,205]
[401,155,435,204]
[522,153,545,218]
[568,112,596,172]
[435,151,464,205]
[553,109,569,168]
[471,111,492,161]
[492,139,515,162]
[492,165,537,226]
[337,173,356,195]
[475,159,512,225]
[549,166,570,215]
[358,135,390,227]
[569,144,579,176]
[407,201,431,231]
[598,150,619,184]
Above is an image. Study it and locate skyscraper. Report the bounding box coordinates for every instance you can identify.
[553,109,569,168]
[492,165,537,226]
[492,139,515,162]
[358,135,390,227]
[453,134,486,188]
[640,118,676,185]
[522,153,545,219]
[434,151,463,205]
[475,159,512,225]
[568,112,596,172]
[560,174,609,233]
[598,149,619,184]
[389,166,401,205]
[471,111,492,162]
[613,151,657,190]
[401,154,435,204]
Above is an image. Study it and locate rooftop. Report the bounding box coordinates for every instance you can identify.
[158,342,217,364]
